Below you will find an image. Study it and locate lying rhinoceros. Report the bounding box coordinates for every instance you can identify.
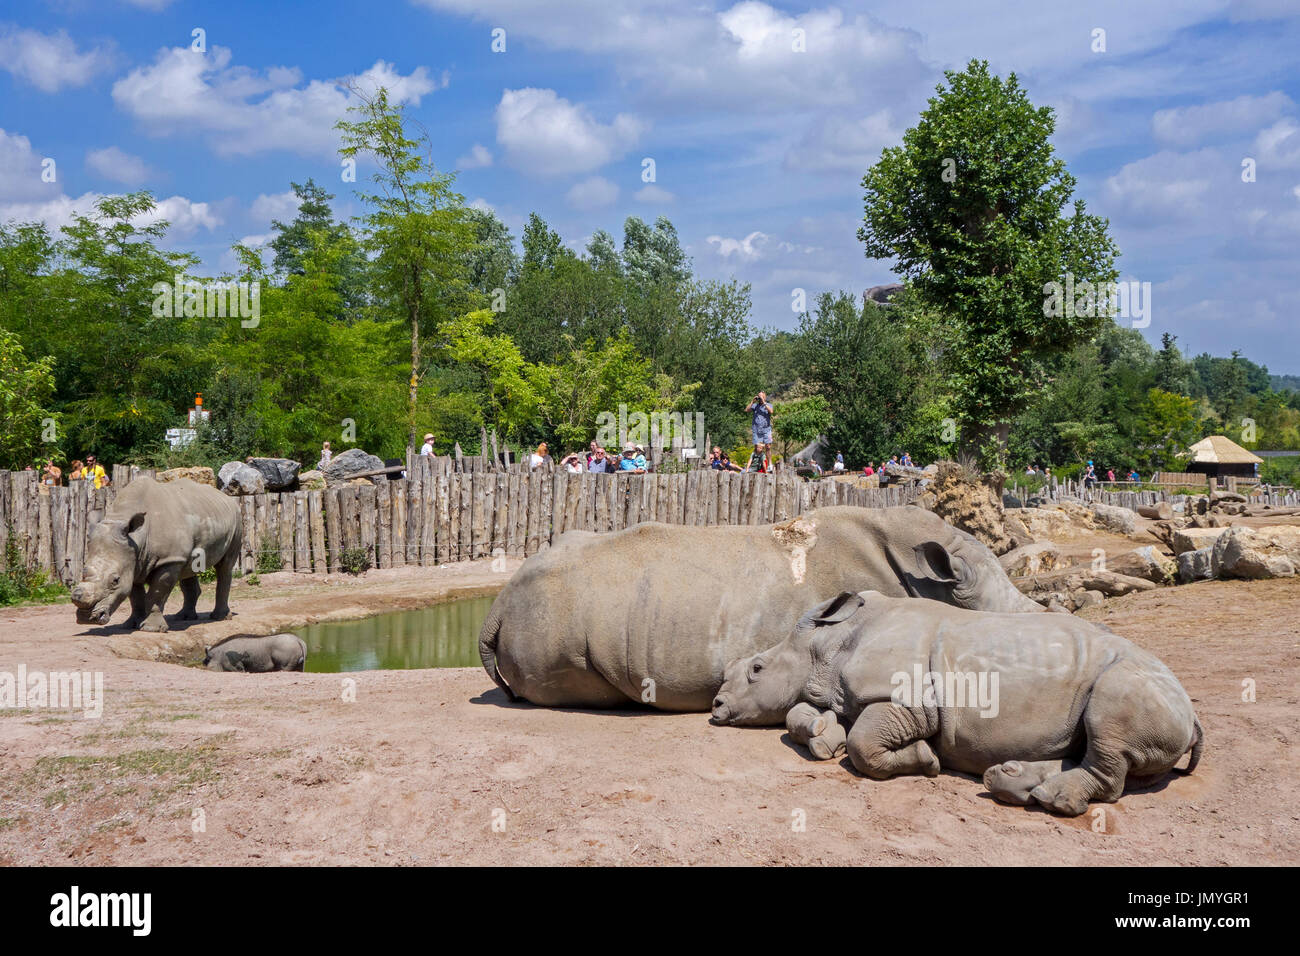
[479,505,1043,711]
[204,633,307,672]
[710,590,1203,816]
[71,476,241,632]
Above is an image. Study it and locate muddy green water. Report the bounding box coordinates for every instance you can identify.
[295,595,495,672]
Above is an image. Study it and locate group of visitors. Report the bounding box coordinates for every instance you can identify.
[1026,461,1141,486]
[24,454,110,488]
[533,441,650,475]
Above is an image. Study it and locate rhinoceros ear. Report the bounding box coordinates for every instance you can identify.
[802,591,865,627]
[913,541,962,584]
[125,511,146,535]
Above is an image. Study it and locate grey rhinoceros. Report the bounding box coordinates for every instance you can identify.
[710,590,1204,816]
[71,476,241,632]
[204,633,306,672]
[479,505,1043,712]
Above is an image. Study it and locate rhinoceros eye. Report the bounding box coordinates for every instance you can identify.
[749,660,763,680]
[110,576,120,588]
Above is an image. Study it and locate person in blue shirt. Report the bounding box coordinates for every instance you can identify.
[619,446,645,473]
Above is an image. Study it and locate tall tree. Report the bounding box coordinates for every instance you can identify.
[858,59,1119,464]
[336,87,477,452]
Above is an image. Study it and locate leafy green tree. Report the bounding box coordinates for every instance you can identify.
[337,86,478,452]
[858,60,1119,464]
[0,328,57,468]
[773,395,832,461]
[1137,388,1200,470]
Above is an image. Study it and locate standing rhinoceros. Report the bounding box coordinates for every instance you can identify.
[204,633,306,672]
[479,505,1043,711]
[71,476,241,632]
[710,590,1203,816]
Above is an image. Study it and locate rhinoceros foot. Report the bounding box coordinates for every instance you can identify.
[138,613,170,633]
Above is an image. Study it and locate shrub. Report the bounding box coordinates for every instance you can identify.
[255,535,283,574]
[0,524,68,607]
[339,547,372,575]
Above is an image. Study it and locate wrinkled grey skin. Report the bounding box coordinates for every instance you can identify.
[711,590,1203,816]
[70,477,241,632]
[204,633,306,672]
[480,505,1042,712]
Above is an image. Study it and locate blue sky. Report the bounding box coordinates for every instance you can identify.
[2,0,1299,371]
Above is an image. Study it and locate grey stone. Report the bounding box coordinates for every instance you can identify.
[247,457,301,491]
[1177,547,1215,583]
[217,461,266,496]
[323,447,385,486]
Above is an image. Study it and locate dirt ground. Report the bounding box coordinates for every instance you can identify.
[1,528,1297,866]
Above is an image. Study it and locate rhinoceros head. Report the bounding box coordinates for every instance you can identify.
[908,528,1042,614]
[71,512,145,625]
[712,591,866,727]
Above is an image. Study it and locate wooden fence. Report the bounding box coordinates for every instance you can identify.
[1008,478,1300,509]
[0,458,921,583]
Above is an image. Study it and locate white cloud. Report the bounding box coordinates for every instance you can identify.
[1153,92,1294,147]
[1255,118,1300,169]
[456,143,493,169]
[496,88,644,177]
[0,191,219,237]
[249,190,301,224]
[565,176,619,210]
[468,197,495,213]
[634,184,675,203]
[706,231,773,261]
[112,46,445,157]
[784,109,902,173]
[85,147,155,185]
[0,129,61,202]
[1103,149,1221,224]
[0,27,115,93]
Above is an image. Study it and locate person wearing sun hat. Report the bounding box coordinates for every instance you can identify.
[420,433,435,456]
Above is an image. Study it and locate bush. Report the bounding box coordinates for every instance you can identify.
[255,535,283,574]
[339,547,372,575]
[0,525,68,607]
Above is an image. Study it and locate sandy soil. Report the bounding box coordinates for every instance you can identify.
[1,534,1297,867]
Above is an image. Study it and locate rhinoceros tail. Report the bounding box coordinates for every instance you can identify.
[478,603,517,701]
[1183,716,1204,774]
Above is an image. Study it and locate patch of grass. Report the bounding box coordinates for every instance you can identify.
[0,523,69,607]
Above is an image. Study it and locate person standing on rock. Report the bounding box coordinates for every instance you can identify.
[317,441,332,470]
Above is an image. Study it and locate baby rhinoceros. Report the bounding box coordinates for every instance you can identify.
[711,590,1203,817]
[204,633,307,672]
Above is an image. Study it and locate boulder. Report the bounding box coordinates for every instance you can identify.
[1090,502,1136,537]
[1210,526,1300,580]
[156,466,216,487]
[1076,570,1157,598]
[1177,547,1215,583]
[297,469,326,490]
[1072,588,1105,609]
[1210,490,1247,504]
[999,541,1063,577]
[1171,526,1231,555]
[1105,545,1177,584]
[323,448,385,486]
[217,461,265,496]
[1004,508,1075,543]
[918,461,1013,555]
[1002,493,1024,509]
[247,457,301,491]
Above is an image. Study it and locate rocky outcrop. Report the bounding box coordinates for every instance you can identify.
[247,457,301,491]
[156,466,216,487]
[1210,526,1300,579]
[1104,545,1177,584]
[1171,526,1231,555]
[1177,547,1215,583]
[217,461,265,496]
[1090,502,1136,537]
[919,461,1013,555]
[999,541,1062,577]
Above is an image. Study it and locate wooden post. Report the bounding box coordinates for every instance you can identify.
[323,487,342,573]
[308,490,326,573]
[390,480,406,568]
[375,480,392,569]
[294,491,310,572]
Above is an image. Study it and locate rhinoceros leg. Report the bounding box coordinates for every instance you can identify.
[983,759,1072,805]
[124,584,148,629]
[138,563,182,632]
[177,576,200,621]
[846,702,940,780]
[210,549,235,621]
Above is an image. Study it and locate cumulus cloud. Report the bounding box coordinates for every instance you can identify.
[0,191,219,237]
[565,175,619,210]
[456,144,493,169]
[0,27,116,93]
[85,147,156,185]
[634,184,675,203]
[1254,118,1300,168]
[0,129,61,202]
[1153,92,1294,147]
[784,109,903,173]
[496,88,644,177]
[249,190,301,224]
[112,46,445,157]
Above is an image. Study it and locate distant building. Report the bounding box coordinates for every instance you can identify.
[1185,435,1263,479]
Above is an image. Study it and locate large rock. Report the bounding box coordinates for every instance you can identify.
[247,457,300,491]
[1091,502,1136,537]
[999,541,1062,577]
[1137,501,1173,521]
[1105,545,1177,584]
[217,461,265,496]
[1211,526,1300,580]
[914,461,1013,555]
[1004,504,1094,542]
[156,466,216,487]
[1177,547,1215,583]
[297,469,326,491]
[1171,526,1231,555]
[323,448,385,486]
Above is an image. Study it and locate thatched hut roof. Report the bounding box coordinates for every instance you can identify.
[1188,435,1263,465]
